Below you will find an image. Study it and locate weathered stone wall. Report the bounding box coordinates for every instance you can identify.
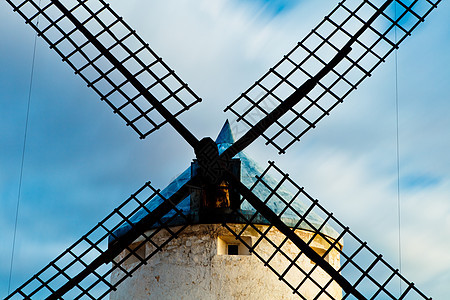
[110,224,342,299]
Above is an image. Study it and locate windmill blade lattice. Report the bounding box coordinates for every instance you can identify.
[5,0,443,298]
[225,0,440,154]
[6,0,202,140]
[6,160,432,299]
[224,161,431,299]
[5,181,190,300]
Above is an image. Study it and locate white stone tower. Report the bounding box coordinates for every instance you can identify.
[110,121,342,299]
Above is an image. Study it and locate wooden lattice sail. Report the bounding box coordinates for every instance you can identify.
[5,0,441,299]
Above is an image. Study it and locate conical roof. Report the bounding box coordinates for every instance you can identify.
[215,119,235,146]
[111,121,338,243]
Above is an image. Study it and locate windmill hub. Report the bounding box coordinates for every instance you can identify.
[192,133,241,212]
[194,136,225,185]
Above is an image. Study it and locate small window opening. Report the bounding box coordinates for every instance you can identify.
[218,236,252,255]
[227,244,239,255]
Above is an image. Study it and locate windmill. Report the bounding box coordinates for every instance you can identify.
[3,0,445,299]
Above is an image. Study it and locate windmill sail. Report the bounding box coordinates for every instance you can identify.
[225,0,440,154]
[224,161,431,299]
[5,181,191,299]
[5,0,442,298]
[5,0,202,140]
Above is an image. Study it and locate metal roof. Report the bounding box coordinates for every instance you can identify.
[111,121,338,243]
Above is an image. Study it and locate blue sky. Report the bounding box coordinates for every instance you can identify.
[252,0,297,15]
[1,0,450,298]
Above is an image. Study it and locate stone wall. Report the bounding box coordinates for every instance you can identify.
[110,224,342,299]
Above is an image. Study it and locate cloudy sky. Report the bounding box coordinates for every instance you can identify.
[1,0,449,298]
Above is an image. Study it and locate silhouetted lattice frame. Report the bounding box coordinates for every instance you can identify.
[6,0,202,139]
[4,0,443,299]
[224,161,431,299]
[225,0,440,154]
[5,182,190,299]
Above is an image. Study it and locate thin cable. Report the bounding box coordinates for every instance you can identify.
[394,0,403,295]
[7,8,40,294]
